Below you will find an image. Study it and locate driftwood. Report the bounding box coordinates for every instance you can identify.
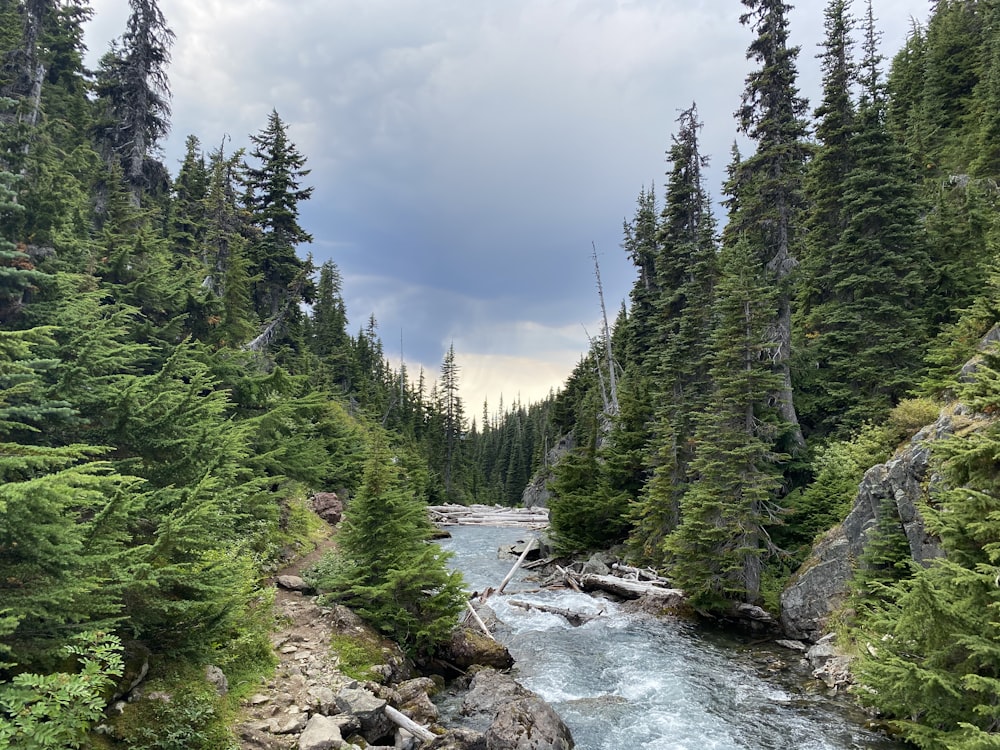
[465,600,495,640]
[579,574,683,603]
[495,538,534,596]
[508,600,598,627]
[556,564,582,592]
[384,705,435,742]
[611,563,670,585]
[428,503,549,529]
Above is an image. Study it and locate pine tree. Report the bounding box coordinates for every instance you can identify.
[437,343,465,502]
[309,259,351,389]
[311,433,465,657]
[728,0,811,453]
[0,166,47,323]
[93,0,174,205]
[664,238,787,609]
[243,110,314,324]
[628,104,718,566]
[796,5,930,435]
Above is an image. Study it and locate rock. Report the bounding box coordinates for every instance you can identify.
[486,696,574,750]
[441,627,515,671]
[395,677,440,725]
[205,664,228,696]
[274,713,309,734]
[780,411,954,641]
[426,728,487,750]
[307,685,338,714]
[580,553,611,577]
[335,687,393,743]
[521,435,575,509]
[775,639,808,653]
[461,669,534,730]
[277,575,311,592]
[813,655,853,691]
[298,714,344,750]
[311,492,343,526]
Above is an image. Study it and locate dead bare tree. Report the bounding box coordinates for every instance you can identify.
[592,243,619,417]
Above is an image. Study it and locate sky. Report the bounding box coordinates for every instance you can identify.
[85,0,931,418]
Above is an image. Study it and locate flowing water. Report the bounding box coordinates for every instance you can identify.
[437,524,907,750]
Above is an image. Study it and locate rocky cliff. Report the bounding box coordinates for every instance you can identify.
[521,434,575,509]
[780,326,1000,642]
[779,412,961,641]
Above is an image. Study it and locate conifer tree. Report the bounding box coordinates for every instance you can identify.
[628,105,718,565]
[312,433,465,657]
[243,110,314,324]
[93,0,174,205]
[797,4,930,435]
[309,259,351,389]
[664,238,787,609]
[728,0,810,453]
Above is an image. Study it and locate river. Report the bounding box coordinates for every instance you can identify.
[437,524,907,750]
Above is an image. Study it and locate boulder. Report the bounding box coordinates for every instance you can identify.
[486,696,574,750]
[311,492,343,526]
[205,664,228,696]
[441,628,514,671]
[276,575,311,592]
[298,714,343,750]
[395,677,440,725]
[335,686,393,743]
[426,728,487,750]
[461,669,533,730]
[580,553,611,577]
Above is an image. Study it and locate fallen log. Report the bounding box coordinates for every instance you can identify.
[508,600,598,626]
[579,573,683,603]
[556,564,582,592]
[428,504,549,528]
[465,600,495,640]
[611,563,670,584]
[384,705,435,743]
[495,537,534,596]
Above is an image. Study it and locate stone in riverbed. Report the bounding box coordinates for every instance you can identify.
[441,627,514,671]
[461,668,574,748]
[486,695,574,750]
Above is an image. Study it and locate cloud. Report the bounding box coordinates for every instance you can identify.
[85,0,932,409]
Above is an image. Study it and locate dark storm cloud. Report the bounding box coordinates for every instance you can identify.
[87,0,930,407]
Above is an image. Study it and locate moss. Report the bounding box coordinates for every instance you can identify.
[99,664,238,750]
[329,633,384,682]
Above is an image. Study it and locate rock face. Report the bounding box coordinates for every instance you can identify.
[780,413,959,642]
[521,435,575,509]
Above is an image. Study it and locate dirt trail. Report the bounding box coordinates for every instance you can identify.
[237,530,352,749]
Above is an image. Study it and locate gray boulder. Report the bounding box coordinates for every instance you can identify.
[486,696,574,750]
[335,686,392,743]
[298,714,343,750]
[461,669,574,749]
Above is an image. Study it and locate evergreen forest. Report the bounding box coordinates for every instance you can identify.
[1,0,1000,747]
